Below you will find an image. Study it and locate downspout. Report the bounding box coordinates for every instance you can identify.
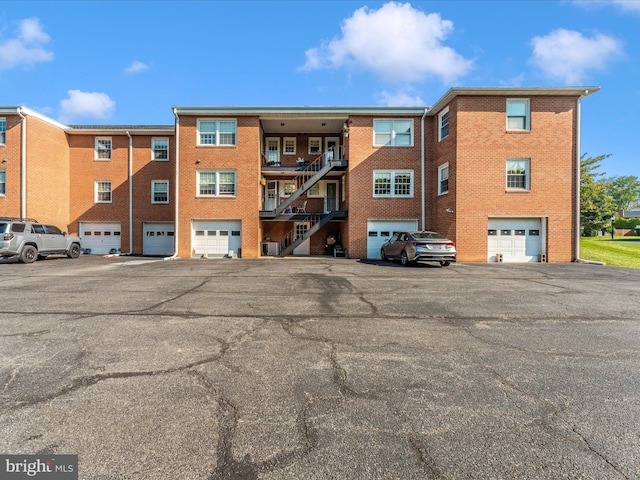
[166,108,180,260]
[574,90,602,265]
[421,108,428,230]
[17,108,26,219]
[126,131,133,255]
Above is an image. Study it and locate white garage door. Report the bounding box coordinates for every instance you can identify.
[80,222,122,255]
[143,223,175,256]
[488,218,543,262]
[192,220,242,258]
[367,219,419,259]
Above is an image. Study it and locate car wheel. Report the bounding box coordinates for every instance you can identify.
[67,243,81,259]
[401,250,411,266]
[20,245,38,264]
[380,248,388,261]
[440,260,451,267]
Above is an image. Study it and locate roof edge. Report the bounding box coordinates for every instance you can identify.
[428,86,601,114]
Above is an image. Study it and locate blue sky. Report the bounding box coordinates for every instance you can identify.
[1,0,638,178]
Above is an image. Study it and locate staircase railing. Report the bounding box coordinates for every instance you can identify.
[278,211,339,257]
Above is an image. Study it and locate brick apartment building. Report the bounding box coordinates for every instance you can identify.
[0,86,598,262]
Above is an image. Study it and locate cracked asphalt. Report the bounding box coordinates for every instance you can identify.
[1,256,639,479]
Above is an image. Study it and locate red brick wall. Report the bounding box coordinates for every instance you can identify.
[69,133,133,250]
[177,115,262,258]
[0,114,23,218]
[24,116,70,230]
[346,115,423,259]
[440,95,578,262]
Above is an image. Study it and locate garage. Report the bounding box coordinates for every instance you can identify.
[367,219,419,259]
[488,218,544,262]
[79,222,122,255]
[143,223,175,256]
[192,220,242,258]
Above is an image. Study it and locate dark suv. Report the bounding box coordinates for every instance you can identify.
[0,218,82,263]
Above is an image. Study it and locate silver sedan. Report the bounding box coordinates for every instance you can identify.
[380,231,456,267]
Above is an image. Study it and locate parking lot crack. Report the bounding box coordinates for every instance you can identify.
[572,426,629,479]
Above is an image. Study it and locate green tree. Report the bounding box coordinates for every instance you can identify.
[605,175,640,212]
[581,154,616,236]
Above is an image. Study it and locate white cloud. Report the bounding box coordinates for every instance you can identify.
[572,0,640,12]
[0,17,54,70]
[377,88,424,106]
[59,90,116,123]
[300,1,472,84]
[125,60,149,74]
[529,29,623,84]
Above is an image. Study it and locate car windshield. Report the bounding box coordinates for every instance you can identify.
[413,232,445,239]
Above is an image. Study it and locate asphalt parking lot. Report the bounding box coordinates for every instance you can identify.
[1,255,639,479]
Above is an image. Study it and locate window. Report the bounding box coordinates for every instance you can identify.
[309,137,321,155]
[283,137,296,155]
[373,170,414,197]
[374,119,413,147]
[197,170,236,197]
[506,158,530,190]
[0,118,6,144]
[95,138,112,160]
[506,99,530,131]
[95,181,112,203]
[152,138,169,161]
[152,180,169,204]
[438,107,450,141]
[438,163,449,195]
[197,119,237,146]
[0,169,5,196]
[308,182,322,197]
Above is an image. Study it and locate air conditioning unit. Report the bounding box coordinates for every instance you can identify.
[262,241,280,256]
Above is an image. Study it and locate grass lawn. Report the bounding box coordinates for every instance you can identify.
[580,236,640,268]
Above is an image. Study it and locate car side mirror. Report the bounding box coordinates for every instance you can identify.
[63,232,67,236]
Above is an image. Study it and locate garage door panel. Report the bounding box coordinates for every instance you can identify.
[80,223,121,255]
[143,223,174,256]
[488,218,543,262]
[192,220,241,258]
[367,220,418,259]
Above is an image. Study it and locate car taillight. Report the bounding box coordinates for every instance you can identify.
[3,233,14,241]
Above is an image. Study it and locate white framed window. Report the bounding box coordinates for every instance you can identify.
[438,107,450,141]
[506,158,530,190]
[374,119,413,147]
[0,118,6,144]
[197,119,237,146]
[308,181,324,198]
[152,180,169,204]
[309,137,321,155]
[438,163,449,195]
[95,138,112,160]
[282,182,296,197]
[373,170,414,197]
[283,137,296,155]
[506,99,530,131]
[266,138,280,164]
[197,170,237,197]
[95,180,112,203]
[0,169,5,196]
[152,138,169,161]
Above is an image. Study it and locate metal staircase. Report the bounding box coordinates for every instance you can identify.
[278,211,341,257]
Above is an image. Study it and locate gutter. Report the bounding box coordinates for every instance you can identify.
[421,108,428,230]
[574,90,604,265]
[126,131,133,255]
[165,108,180,260]
[17,108,26,218]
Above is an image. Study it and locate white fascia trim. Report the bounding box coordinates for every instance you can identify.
[172,106,427,116]
[0,106,69,130]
